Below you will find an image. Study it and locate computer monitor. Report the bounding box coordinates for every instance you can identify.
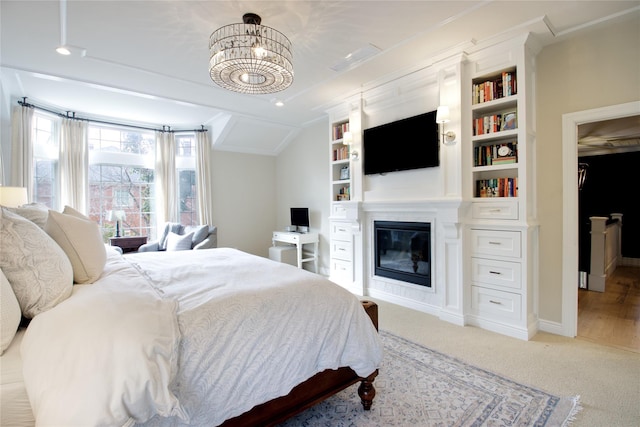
[290,208,309,231]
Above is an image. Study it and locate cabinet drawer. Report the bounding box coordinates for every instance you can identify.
[471,257,521,290]
[472,200,518,220]
[330,240,353,262]
[331,222,352,240]
[331,203,348,218]
[470,229,521,258]
[272,232,299,244]
[471,285,522,321]
[330,258,353,281]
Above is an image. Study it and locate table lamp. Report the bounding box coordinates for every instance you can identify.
[0,187,28,208]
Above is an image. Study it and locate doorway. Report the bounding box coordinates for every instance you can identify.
[561,101,640,338]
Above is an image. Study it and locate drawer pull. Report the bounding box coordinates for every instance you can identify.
[338,248,346,251]
[490,209,501,213]
[489,270,502,275]
[488,241,501,245]
[489,300,502,305]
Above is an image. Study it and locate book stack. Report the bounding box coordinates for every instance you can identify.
[333,146,349,161]
[474,142,518,166]
[473,114,502,136]
[472,71,517,104]
[476,178,518,198]
[332,122,349,141]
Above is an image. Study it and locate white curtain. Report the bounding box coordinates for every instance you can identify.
[10,105,34,199]
[155,131,176,225]
[196,130,214,226]
[59,118,89,213]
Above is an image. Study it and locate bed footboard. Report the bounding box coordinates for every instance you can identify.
[220,300,379,427]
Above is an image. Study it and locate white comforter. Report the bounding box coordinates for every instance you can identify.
[21,248,383,427]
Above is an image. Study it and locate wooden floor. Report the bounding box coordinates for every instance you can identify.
[578,266,640,353]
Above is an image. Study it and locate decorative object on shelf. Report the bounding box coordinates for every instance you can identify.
[340,165,350,180]
[0,186,28,208]
[209,13,293,94]
[436,106,456,145]
[107,210,126,237]
[501,111,517,131]
[343,131,359,160]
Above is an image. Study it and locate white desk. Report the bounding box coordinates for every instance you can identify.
[272,231,319,272]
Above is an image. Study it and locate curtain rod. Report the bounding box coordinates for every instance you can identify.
[18,98,207,133]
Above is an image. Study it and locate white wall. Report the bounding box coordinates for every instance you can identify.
[536,17,640,323]
[211,150,277,258]
[275,119,329,273]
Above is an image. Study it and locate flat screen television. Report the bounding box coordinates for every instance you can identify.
[363,110,439,175]
[290,208,309,229]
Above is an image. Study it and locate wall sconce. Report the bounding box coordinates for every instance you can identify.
[436,106,456,145]
[0,186,28,207]
[343,131,359,160]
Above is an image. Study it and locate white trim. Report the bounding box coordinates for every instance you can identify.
[561,101,640,337]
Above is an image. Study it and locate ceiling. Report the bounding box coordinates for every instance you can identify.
[2,1,639,156]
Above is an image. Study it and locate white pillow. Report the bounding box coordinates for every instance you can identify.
[0,268,21,355]
[45,208,107,284]
[184,225,209,248]
[4,202,49,228]
[165,232,194,251]
[0,208,73,318]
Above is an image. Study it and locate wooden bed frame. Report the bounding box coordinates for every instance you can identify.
[220,300,380,427]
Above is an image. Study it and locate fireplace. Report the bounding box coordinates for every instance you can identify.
[374,221,431,287]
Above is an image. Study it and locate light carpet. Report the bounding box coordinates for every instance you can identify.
[280,331,581,426]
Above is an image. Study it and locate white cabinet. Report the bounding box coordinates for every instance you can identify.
[464,35,538,340]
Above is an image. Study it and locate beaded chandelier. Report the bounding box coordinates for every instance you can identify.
[209,13,294,94]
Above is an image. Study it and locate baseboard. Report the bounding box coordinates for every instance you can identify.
[367,289,441,317]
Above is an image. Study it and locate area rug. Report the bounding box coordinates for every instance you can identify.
[280,331,581,426]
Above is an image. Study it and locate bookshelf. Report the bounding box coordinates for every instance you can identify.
[330,120,351,201]
[471,68,519,199]
[465,36,538,340]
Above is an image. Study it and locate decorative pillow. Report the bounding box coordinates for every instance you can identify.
[165,232,194,251]
[159,223,184,251]
[4,202,49,229]
[0,268,21,355]
[45,208,107,284]
[0,208,73,318]
[184,225,209,248]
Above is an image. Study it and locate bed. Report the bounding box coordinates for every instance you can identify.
[0,205,383,427]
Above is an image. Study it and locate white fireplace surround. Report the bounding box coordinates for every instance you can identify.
[361,198,466,326]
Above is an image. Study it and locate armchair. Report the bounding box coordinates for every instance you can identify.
[138,222,217,252]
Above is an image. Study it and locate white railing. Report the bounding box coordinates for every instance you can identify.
[588,213,623,292]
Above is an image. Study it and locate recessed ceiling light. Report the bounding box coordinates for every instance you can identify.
[56,46,71,55]
[275,100,284,107]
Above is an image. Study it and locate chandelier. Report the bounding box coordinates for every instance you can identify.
[209,13,294,95]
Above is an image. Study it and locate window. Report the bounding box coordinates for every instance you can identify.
[175,134,198,226]
[27,113,197,241]
[88,126,155,240]
[32,113,59,208]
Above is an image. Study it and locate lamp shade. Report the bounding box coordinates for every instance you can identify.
[436,106,450,123]
[0,187,28,208]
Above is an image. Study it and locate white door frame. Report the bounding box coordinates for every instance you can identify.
[561,100,640,337]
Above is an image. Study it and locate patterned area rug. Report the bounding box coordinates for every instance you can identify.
[280,331,581,426]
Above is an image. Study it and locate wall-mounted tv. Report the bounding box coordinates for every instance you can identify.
[363,110,439,175]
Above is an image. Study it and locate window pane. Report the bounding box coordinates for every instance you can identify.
[178,169,197,226]
[89,164,155,241]
[89,126,154,155]
[88,125,156,241]
[176,134,195,157]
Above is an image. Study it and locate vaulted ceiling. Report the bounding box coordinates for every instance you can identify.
[2,1,638,155]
